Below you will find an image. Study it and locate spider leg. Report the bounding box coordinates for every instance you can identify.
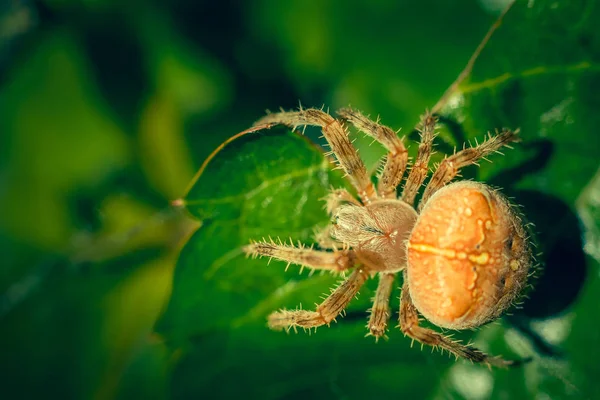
[398,273,521,368]
[418,128,519,210]
[255,108,377,204]
[268,267,369,330]
[401,112,437,206]
[337,108,408,199]
[244,238,356,274]
[313,225,345,251]
[321,187,361,216]
[366,272,395,340]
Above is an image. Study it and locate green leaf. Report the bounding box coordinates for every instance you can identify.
[157,128,353,342]
[440,0,600,205]
[170,327,452,400]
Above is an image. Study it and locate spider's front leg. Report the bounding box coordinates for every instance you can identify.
[337,108,408,199]
[269,267,369,331]
[398,273,520,368]
[255,108,377,204]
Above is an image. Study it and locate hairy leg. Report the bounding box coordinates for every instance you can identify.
[321,187,361,215]
[255,109,377,203]
[244,238,356,274]
[367,272,396,340]
[268,267,369,330]
[418,128,518,209]
[398,275,519,368]
[401,112,437,206]
[313,225,344,251]
[337,108,408,199]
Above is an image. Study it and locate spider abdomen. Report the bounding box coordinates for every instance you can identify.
[406,181,531,330]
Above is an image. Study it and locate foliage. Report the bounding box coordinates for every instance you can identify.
[1,0,599,399]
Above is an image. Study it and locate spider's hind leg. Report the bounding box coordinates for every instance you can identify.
[337,108,408,199]
[398,274,523,368]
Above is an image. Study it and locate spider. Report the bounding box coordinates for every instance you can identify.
[244,107,532,367]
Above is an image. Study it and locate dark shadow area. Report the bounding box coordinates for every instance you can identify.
[432,114,468,155]
[81,17,148,133]
[406,114,467,157]
[503,189,587,320]
[168,0,305,167]
[487,138,587,360]
[487,140,587,320]
[509,314,565,359]
[168,0,302,110]
[488,139,554,187]
[502,188,586,359]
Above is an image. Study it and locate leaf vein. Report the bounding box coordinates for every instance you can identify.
[184,160,329,206]
[460,61,600,94]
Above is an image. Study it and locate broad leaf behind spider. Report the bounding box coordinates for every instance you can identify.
[157,127,349,342]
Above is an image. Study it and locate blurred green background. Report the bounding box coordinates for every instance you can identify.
[1,0,600,399]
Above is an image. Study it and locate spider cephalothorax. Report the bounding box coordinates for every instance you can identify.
[244,107,532,367]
